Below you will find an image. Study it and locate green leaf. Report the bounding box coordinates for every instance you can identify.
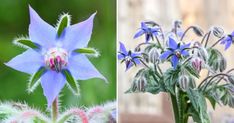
[73,48,99,57]
[62,69,80,95]
[164,68,180,94]
[57,14,70,37]
[187,88,210,123]
[206,95,216,109]
[28,67,47,93]
[14,39,40,50]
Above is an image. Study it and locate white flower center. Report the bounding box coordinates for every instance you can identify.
[44,47,68,72]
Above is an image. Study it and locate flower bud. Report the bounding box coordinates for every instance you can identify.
[144,21,159,27]
[148,47,160,63]
[228,75,234,85]
[144,44,156,62]
[212,26,224,38]
[173,20,182,28]
[193,42,208,62]
[135,77,147,92]
[208,49,227,72]
[134,46,141,52]
[219,57,227,72]
[178,75,195,91]
[191,57,203,73]
[192,26,204,37]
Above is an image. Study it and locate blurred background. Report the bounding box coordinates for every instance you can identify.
[118,0,234,123]
[0,0,116,111]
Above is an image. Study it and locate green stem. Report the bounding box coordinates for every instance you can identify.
[170,94,180,123]
[171,90,189,123]
[52,97,59,123]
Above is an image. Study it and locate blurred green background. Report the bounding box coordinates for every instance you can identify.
[0,0,116,110]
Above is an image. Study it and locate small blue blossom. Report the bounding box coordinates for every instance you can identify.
[160,37,190,69]
[134,22,160,42]
[220,31,234,50]
[5,6,106,107]
[118,42,141,70]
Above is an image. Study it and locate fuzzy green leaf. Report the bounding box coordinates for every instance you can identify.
[187,89,210,123]
[57,15,69,37]
[164,68,180,94]
[15,39,40,50]
[62,69,80,95]
[73,48,99,57]
[28,67,47,92]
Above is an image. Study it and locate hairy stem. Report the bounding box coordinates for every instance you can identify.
[52,97,59,123]
[204,31,211,47]
[155,36,163,50]
[210,37,225,48]
[180,26,193,41]
[170,93,181,123]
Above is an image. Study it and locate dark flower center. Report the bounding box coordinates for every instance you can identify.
[44,47,68,72]
[175,51,181,58]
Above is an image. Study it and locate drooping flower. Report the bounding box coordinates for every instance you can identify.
[118,42,141,70]
[220,31,234,50]
[5,6,106,107]
[160,37,190,69]
[134,22,160,42]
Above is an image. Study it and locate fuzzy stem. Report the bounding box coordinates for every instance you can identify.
[210,36,225,48]
[170,93,181,123]
[204,31,211,47]
[155,36,163,50]
[52,97,59,123]
[180,26,193,41]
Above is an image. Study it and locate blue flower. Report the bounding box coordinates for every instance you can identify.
[134,22,160,42]
[118,42,141,70]
[160,37,190,69]
[5,6,106,107]
[220,31,234,50]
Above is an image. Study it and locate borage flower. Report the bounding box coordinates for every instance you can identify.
[134,22,160,42]
[118,42,141,70]
[5,6,106,107]
[160,37,190,69]
[220,31,234,50]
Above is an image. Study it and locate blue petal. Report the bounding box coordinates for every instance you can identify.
[151,28,159,33]
[231,31,234,36]
[177,29,184,37]
[5,49,43,74]
[118,54,125,60]
[134,30,145,39]
[181,50,189,56]
[119,42,127,55]
[41,71,66,107]
[153,31,159,37]
[160,50,172,60]
[68,54,107,82]
[126,62,133,71]
[180,43,191,50]
[62,13,96,51]
[225,40,232,50]
[29,6,56,49]
[171,55,179,69]
[131,52,141,64]
[168,37,178,49]
[141,22,147,30]
[220,37,229,44]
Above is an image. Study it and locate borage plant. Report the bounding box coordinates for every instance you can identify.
[1,6,116,123]
[118,21,234,123]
